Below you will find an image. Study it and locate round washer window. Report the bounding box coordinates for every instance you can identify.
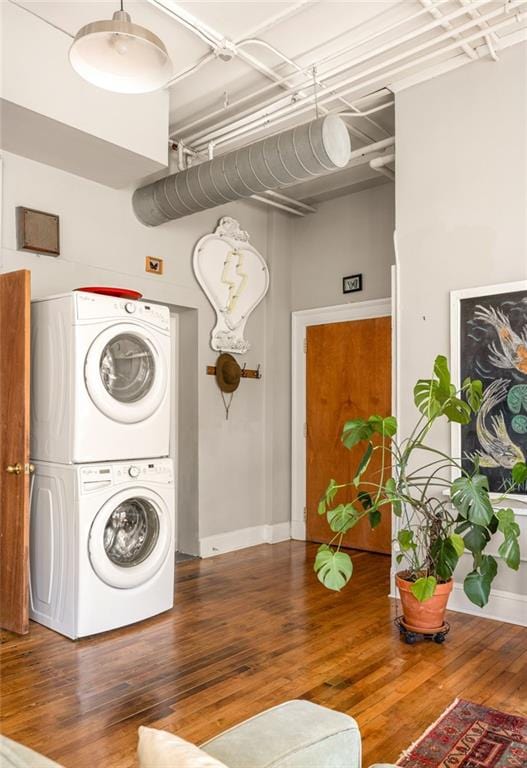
[100,334,155,403]
[104,497,160,568]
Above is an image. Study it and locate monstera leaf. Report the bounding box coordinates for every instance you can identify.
[314,546,353,591]
[496,508,521,570]
[414,378,442,419]
[463,377,483,411]
[327,504,358,534]
[512,461,527,485]
[341,415,396,450]
[451,475,494,527]
[430,537,460,581]
[463,555,497,607]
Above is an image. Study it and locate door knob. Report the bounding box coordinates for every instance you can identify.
[5,463,34,475]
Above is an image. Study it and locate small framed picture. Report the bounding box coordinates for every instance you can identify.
[16,207,60,255]
[343,274,362,294]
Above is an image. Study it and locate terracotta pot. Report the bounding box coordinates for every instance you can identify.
[396,572,453,633]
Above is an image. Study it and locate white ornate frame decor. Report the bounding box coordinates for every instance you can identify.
[193,217,270,354]
[450,279,527,503]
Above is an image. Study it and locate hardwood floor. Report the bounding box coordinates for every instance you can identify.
[1,541,526,767]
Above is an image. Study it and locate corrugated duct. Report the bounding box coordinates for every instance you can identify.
[133,115,351,225]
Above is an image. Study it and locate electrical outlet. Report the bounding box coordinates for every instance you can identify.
[145,256,164,275]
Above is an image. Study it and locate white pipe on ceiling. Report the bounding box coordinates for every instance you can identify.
[347,137,395,164]
[182,0,498,148]
[263,190,316,213]
[168,0,463,139]
[458,0,499,44]
[240,0,317,40]
[418,0,478,59]
[370,152,395,181]
[190,2,526,152]
[250,195,306,216]
[148,0,222,47]
[237,40,388,139]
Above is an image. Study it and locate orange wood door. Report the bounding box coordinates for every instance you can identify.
[0,270,31,634]
[306,317,391,554]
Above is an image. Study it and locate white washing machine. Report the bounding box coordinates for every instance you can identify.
[29,458,175,639]
[31,291,171,463]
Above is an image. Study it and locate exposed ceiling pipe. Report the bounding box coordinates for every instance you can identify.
[168,0,451,114]
[418,0,478,59]
[370,153,395,181]
[263,190,316,213]
[458,0,499,45]
[349,137,394,161]
[239,0,317,40]
[133,115,350,226]
[189,3,525,153]
[250,195,306,216]
[176,0,493,145]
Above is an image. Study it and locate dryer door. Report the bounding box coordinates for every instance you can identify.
[84,323,168,424]
[88,488,172,589]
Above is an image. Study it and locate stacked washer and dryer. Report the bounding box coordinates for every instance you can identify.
[29,291,175,639]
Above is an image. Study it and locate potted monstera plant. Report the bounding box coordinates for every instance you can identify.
[315,355,526,635]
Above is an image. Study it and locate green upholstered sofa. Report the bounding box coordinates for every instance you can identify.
[1,700,398,767]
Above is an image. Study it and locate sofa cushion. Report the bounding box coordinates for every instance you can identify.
[138,726,229,768]
[201,700,361,768]
[0,736,64,768]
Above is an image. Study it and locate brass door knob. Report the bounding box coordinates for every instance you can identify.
[6,463,23,475]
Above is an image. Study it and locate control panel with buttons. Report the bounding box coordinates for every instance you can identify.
[74,292,169,331]
[79,459,173,493]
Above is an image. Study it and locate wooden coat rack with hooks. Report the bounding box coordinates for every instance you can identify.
[206,363,262,380]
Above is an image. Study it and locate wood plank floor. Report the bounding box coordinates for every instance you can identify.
[1,541,526,767]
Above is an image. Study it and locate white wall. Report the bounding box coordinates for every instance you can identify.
[396,43,527,624]
[0,151,293,555]
[291,184,395,311]
[1,2,168,187]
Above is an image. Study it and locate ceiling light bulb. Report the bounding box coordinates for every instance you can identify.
[69,9,172,94]
[111,33,129,56]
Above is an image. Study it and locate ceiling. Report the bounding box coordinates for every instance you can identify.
[11,0,527,210]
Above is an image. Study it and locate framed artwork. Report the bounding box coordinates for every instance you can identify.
[342,273,362,294]
[451,281,527,498]
[16,206,60,255]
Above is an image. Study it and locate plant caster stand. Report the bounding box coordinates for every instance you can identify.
[395,616,450,645]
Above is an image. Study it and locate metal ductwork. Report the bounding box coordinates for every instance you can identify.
[133,115,351,226]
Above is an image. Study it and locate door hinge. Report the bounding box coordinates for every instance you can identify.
[304,506,307,521]
[303,422,307,438]
[303,337,307,353]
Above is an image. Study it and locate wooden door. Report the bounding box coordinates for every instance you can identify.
[306,317,391,554]
[0,270,31,634]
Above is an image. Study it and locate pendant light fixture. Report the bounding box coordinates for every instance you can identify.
[69,0,172,94]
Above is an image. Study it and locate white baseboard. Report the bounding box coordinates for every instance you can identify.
[447,583,527,627]
[291,520,306,540]
[389,582,527,627]
[200,522,291,558]
[264,521,292,544]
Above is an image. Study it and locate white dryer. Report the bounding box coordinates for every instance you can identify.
[31,291,171,463]
[29,458,175,639]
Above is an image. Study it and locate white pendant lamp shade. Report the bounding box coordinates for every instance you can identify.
[69,10,172,94]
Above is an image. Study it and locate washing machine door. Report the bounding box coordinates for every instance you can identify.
[88,488,172,589]
[84,323,168,424]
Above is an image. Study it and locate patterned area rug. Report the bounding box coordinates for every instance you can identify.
[397,699,527,767]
